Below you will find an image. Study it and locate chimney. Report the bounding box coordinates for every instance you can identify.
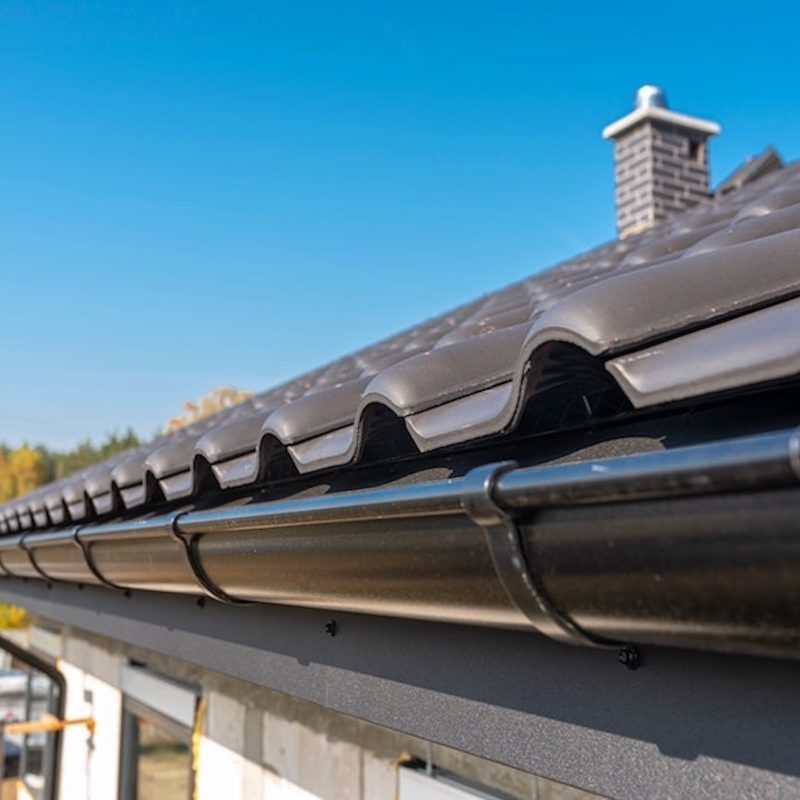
[602,86,721,238]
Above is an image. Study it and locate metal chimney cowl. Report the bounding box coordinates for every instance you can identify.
[602,85,721,238]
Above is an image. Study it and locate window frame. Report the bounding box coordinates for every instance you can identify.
[0,632,65,800]
[118,669,197,800]
[398,764,516,800]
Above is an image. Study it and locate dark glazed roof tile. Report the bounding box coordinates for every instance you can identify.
[145,417,228,479]
[618,221,729,267]
[84,469,115,501]
[15,503,33,531]
[111,446,157,488]
[683,202,800,257]
[195,409,275,464]
[262,377,372,444]
[405,383,515,448]
[733,179,800,222]
[287,426,356,472]
[8,159,800,529]
[361,325,528,416]
[607,297,800,407]
[523,227,800,356]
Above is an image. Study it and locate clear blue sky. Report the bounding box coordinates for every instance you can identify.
[1,1,798,449]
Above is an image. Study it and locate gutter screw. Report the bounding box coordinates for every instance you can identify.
[324,620,338,637]
[618,645,640,670]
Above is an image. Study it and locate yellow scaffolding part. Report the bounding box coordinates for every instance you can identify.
[2,714,95,736]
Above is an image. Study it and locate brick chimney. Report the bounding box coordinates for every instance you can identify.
[603,86,720,238]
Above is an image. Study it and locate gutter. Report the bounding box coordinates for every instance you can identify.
[1,429,799,660]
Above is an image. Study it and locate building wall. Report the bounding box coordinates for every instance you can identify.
[28,633,124,800]
[20,623,600,800]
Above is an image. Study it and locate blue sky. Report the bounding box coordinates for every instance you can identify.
[1,1,798,448]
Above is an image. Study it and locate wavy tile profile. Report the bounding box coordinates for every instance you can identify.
[4,162,800,532]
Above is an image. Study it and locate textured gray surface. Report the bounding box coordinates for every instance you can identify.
[4,578,800,800]
[5,161,800,531]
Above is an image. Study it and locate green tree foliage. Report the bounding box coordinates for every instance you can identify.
[45,428,140,481]
[0,385,252,499]
[0,429,140,502]
[0,431,139,628]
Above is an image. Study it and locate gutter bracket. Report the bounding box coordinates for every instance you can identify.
[169,514,251,605]
[73,526,127,591]
[462,462,615,649]
[19,534,55,584]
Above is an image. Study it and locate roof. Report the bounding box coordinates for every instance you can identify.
[4,148,800,800]
[4,158,800,533]
[716,145,784,196]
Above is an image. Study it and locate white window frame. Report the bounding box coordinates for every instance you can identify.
[399,765,512,799]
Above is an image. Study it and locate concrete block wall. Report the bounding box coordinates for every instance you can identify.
[58,637,125,800]
[22,624,601,800]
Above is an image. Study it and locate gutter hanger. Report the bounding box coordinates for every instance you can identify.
[1,429,799,660]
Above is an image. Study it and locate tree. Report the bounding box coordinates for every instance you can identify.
[50,428,140,480]
[0,430,142,499]
[0,447,13,503]
[9,445,47,497]
[165,386,253,433]
[0,434,138,630]
[0,384,253,493]
[0,445,47,502]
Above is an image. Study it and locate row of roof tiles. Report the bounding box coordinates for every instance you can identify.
[4,161,800,533]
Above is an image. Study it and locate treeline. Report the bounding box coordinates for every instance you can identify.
[0,386,254,504]
[0,429,140,503]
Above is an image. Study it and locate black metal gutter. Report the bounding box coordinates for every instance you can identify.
[1,429,799,659]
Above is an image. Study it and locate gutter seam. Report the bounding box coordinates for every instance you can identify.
[169,513,251,605]
[74,525,126,591]
[19,532,54,584]
[462,462,615,648]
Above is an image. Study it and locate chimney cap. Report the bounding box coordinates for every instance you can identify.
[602,87,720,140]
[635,85,668,110]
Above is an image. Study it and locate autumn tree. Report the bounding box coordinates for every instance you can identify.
[0,385,252,496]
[0,447,13,502]
[165,386,253,433]
[9,445,46,497]
[0,432,140,630]
[0,445,47,502]
[0,430,141,501]
[48,428,140,480]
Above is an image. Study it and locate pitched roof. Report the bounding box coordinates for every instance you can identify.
[4,159,800,533]
[716,146,784,197]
